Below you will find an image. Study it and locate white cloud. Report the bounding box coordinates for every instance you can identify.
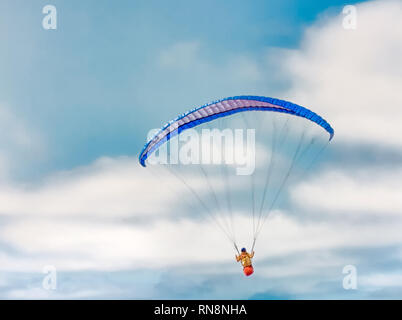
[291,168,402,216]
[281,0,402,148]
[2,193,402,274]
[0,157,183,218]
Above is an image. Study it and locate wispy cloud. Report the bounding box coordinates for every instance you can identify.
[0,104,45,180]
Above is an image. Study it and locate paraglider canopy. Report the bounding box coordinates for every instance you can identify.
[139,96,334,167]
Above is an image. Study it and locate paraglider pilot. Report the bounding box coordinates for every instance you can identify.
[236,248,255,276]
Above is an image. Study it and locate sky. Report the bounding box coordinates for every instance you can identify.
[0,0,402,299]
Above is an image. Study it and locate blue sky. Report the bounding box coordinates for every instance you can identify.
[0,0,355,180]
[1,0,402,299]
